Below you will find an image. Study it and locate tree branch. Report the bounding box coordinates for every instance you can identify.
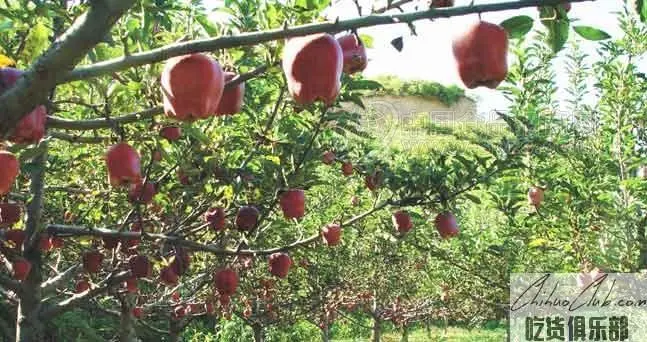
[40,265,82,294]
[0,272,20,293]
[0,0,137,137]
[63,0,587,83]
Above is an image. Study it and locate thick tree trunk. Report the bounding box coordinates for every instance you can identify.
[119,298,137,342]
[371,317,381,342]
[16,147,47,342]
[168,319,182,342]
[321,326,330,342]
[253,324,264,342]
[400,325,409,342]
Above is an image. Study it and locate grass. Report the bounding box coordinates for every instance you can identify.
[332,326,506,342]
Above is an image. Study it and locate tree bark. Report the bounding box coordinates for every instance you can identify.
[16,145,47,342]
[400,325,409,342]
[371,317,381,342]
[253,324,264,342]
[119,297,137,342]
[321,326,330,342]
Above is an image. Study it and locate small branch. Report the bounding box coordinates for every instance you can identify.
[0,272,20,293]
[48,131,111,144]
[47,106,161,131]
[63,0,588,83]
[24,142,47,251]
[40,265,82,294]
[0,0,138,137]
[40,270,132,320]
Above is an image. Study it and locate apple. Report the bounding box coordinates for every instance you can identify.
[527,186,544,207]
[170,248,191,276]
[172,305,186,320]
[177,169,190,185]
[102,235,119,250]
[124,277,138,293]
[219,294,231,307]
[282,34,343,105]
[321,223,342,246]
[171,291,181,302]
[0,68,47,144]
[214,72,245,115]
[159,126,182,141]
[435,212,459,239]
[83,250,104,273]
[337,34,367,74]
[161,53,225,121]
[452,21,508,89]
[12,258,31,281]
[132,307,143,318]
[122,222,142,250]
[188,303,203,315]
[75,279,90,293]
[392,210,413,234]
[214,268,239,296]
[106,143,142,187]
[5,229,25,248]
[204,207,226,231]
[268,252,292,278]
[0,151,19,195]
[364,172,381,191]
[279,189,305,219]
[322,151,336,165]
[160,266,179,286]
[235,206,259,231]
[129,255,152,278]
[51,236,64,249]
[38,234,53,252]
[128,181,156,204]
[430,0,454,7]
[342,162,353,176]
[152,149,163,162]
[0,203,21,227]
[205,301,215,314]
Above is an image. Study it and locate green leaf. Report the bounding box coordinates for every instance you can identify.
[500,15,534,39]
[359,34,374,48]
[544,18,570,53]
[572,26,611,41]
[196,15,219,36]
[528,238,548,248]
[350,79,383,91]
[0,20,13,31]
[635,0,647,23]
[464,193,482,204]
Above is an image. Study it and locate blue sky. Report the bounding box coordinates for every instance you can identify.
[209,0,628,116]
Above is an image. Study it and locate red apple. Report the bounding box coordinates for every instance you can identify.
[321,223,342,246]
[204,207,226,231]
[337,34,367,74]
[365,172,381,191]
[0,68,47,144]
[435,212,459,239]
[268,252,292,278]
[129,255,152,278]
[124,277,138,293]
[279,189,305,219]
[38,234,53,252]
[132,307,143,318]
[205,301,215,314]
[322,151,336,165]
[0,151,19,195]
[152,149,163,162]
[282,34,343,106]
[161,54,225,121]
[82,250,104,274]
[160,266,179,286]
[159,126,182,141]
[214,72,245,115]
[5,229,25,248]
[51,236,64,249]
[0,203,21,227]
[452,21,508,89]
[235,206,259,231]
[171,291,181,302]
[75,279,90,293]
[342,162,353,176]
[392,210,413,234]
[103,235,119,250]
[527,186,544,207]
[12,258,31,281]
[177,169,190,185]
[430,0,454,7]
[214,268,239,296]
[106,143,142,187]
[170,248,191,276]
[172,305,186,320]
[128,181,156,204]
